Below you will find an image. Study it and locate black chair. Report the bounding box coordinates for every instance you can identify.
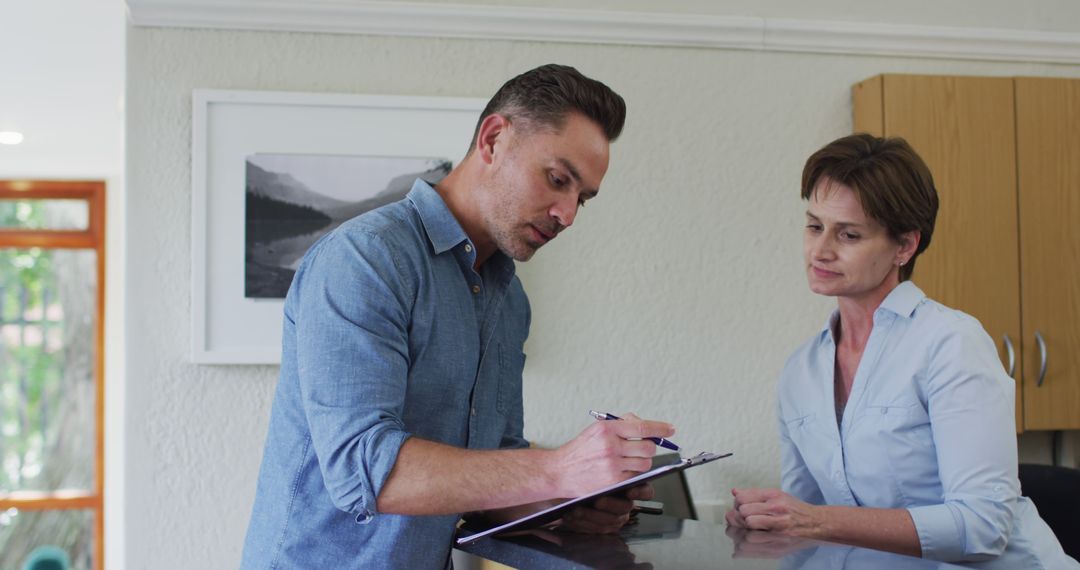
[1018,463,1080,560]
[648,453,697,520]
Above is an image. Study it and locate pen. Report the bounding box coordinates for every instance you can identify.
[589,410,680,451]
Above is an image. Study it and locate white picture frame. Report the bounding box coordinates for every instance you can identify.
[191,89,485,364]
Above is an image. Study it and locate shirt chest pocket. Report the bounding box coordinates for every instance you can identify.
[497,344,525,415]
[782,411,835,483]
[783,412,827,452]
[856,402,934,456]
[861,402,931,437]
[854,401,937,503]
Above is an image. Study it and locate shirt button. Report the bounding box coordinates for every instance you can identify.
[472,285,481,294]
[471,407,477,416]
[464,244,473,253]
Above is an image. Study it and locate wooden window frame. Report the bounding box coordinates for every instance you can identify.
[0,180,106,570]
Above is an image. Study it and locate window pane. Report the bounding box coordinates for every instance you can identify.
[1,249,96,492]
[0,200,89,231]
[0,508,93,570]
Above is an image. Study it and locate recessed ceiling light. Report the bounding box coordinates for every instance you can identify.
[0,131,25,145]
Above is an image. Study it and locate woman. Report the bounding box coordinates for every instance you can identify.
[725,134,1077,567]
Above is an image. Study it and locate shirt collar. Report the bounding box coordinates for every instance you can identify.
[878,280,926,319]
[407,178,468,255]
[407,178,517,278]
[819,281,927,340]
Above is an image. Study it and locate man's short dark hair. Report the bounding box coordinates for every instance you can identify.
[469,64,626,151]
[801,133,939,282]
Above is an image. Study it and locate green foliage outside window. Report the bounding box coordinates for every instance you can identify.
[0,200,93,569]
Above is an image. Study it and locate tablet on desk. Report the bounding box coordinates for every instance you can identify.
[456,451,733,545]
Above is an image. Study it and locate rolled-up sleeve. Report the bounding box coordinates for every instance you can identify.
[291,230,414,523]
[908,318,1018,561]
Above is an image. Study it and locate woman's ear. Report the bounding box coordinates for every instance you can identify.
[898,230,921,265]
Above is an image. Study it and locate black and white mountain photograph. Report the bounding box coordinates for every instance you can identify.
[245,153,451,298]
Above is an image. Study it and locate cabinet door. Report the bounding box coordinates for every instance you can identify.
[1016,77,1080,430]
[853,74,1023,429]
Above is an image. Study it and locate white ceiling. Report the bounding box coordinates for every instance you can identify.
[0,0,126,179]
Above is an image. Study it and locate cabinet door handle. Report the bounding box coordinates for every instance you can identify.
[1035,331,1048,387]
[1002,334,1016,378]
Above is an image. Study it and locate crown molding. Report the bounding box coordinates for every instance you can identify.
[125,1,1080,64]
[765,18,1080,64]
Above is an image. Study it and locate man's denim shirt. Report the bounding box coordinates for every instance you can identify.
[241,180,531,569]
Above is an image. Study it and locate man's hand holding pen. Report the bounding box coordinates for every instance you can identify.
[549,412,675,498]
[589,410,680,451]
[543,411,674,534]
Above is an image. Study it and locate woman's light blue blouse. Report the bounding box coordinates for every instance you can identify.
[778,281,1076,567]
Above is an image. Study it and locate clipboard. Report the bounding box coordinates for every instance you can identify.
[456,451,732,545]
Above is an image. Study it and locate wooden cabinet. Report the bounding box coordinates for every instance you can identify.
[852,74,1080,431]
[1015,78,1080,430]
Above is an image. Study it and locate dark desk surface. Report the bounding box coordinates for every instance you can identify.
[456,514,970,569]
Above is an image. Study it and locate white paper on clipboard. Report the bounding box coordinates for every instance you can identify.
[456,451,733,545]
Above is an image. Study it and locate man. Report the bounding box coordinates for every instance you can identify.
[241,64,674,569]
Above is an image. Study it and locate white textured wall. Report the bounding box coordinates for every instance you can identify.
[126,22,1080,570]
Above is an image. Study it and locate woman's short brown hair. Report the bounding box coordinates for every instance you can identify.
[801,133,939,282]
